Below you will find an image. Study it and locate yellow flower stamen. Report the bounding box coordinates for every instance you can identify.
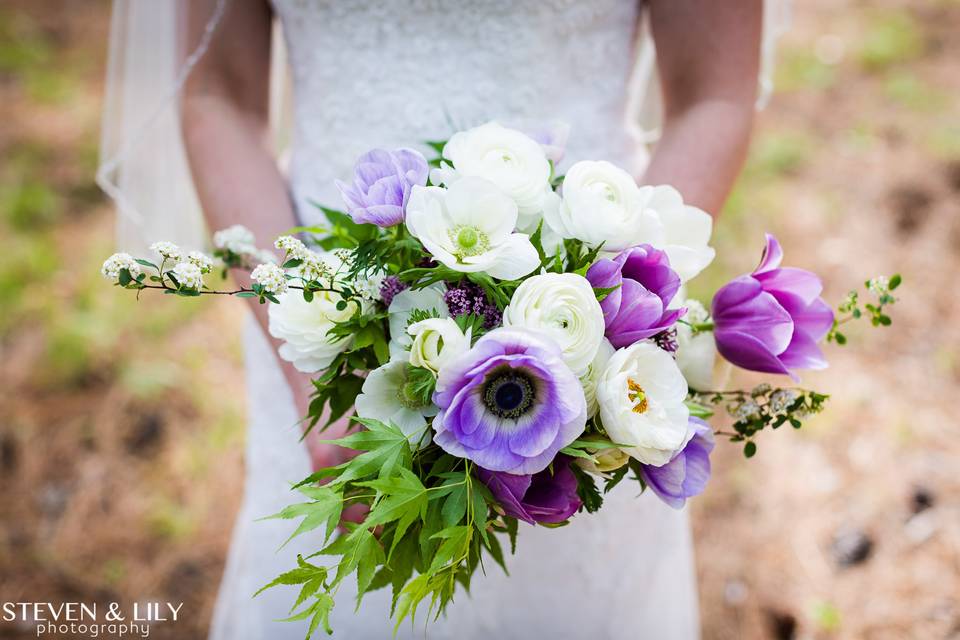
[627,378,648,414]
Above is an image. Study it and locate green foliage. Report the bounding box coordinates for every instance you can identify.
[259,419,517,637]
[690,384,831,456]
[827,274,901,344]
[858,10,924,72]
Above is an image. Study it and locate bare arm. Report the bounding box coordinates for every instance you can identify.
[180,0,347,467]
[642,0,763,216]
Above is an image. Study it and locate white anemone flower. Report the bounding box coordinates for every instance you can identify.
[405,177,540,281]
[354,361,436,449]
[597,341,692,466]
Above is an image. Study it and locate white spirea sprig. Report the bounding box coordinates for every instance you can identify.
[172,262,204,290]
[150,241,183,262]
[101,253,142,283]
[187,250,215,274]
[298,252,331,282]
[275,235,309,260]
[251,263,289,295]
[212,225,255,253]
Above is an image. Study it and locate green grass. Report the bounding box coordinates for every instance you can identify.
[858,10,925,72]
[776,48,837,92]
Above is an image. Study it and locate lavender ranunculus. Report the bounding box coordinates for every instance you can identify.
[335,148,429,227]
[432,327,587,475]
[640,417,715,509]
[476,456,581,525]
[586,244,685,348]
[711,234,834,379]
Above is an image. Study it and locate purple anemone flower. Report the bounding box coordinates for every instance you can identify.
[335,148,429,227]
[476,456,581,525]
[432,327,587,475]
[586,244,685,348]
[641,417,715,509]
[711,234,834,379]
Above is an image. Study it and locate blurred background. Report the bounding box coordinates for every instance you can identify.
[0,1,957,638]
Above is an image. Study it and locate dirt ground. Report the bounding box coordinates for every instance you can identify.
[1,1,958,639]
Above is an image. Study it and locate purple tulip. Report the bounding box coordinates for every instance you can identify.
[335,148,429,227]
[432,327,587,475]
[641,417,715,509]
[586,244,685,348]
[477,457,582,525]
[712,234,834,379]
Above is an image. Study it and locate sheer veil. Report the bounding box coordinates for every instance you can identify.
[97,0,790,254]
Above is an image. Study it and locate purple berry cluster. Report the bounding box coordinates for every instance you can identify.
[379,275,408,307]
[444,282,502,328]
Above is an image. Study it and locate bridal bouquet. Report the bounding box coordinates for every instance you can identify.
[101,122,899,636]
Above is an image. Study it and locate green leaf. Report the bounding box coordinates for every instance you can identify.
[684,400,715,418]
[264,485,344,546]
[888,273,902,290]
[118,268,132,286]
[254,554,327,598]
[236,291,257,298]
[428,525,471,573]
[592,284,621,303]
[311,418,414,487]
[356,467,428,530]
[743,441,757,458]
[134,258,158,270]
[440,483,468,527]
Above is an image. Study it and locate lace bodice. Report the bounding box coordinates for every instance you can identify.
[270,0,648,224]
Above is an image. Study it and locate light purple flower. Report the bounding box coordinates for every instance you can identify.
[476,456,581,525]
[432,327,587,475]
[586,244,685,348]
[640,417,715,509]
[712,234,834,379]
[335,148,429,227]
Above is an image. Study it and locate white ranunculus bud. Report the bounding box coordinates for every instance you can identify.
[172,261,203,290]
[440,121,555,225]
[580,338,615,417]
[150,241,183,262]
[574,436,630,476]
[674,299,717,391]
[101,253,141,283]
[407,317,471,376]
[268,289,363,373]
[597,342,691,466]
[387,286,449,361]
[502,272,605,374]
[250,263,289,295]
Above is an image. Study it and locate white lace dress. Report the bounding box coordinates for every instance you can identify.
[209,1,786,637]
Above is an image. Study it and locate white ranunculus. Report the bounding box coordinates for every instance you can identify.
[580,338,615,417]
[354,361,436,449]
[407,317,471,376]
[268,288,363,373]
[674,299,717,391]
[387,285,449,360]
[439,121,555,226]
[544,160,663,253]
[405,177,539,281]
[545,161,715,281]
[597,341,692,466]
[503,272,605,374]
[645,186,716,283]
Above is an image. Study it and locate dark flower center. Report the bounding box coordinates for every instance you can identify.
[483,369,536,419]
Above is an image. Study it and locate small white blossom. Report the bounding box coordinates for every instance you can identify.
[212,225,255,253]
[297,251,331,282]
[867,276,889,293]
[732,400,761,421]
[352,270,386,302]
[101,253,142,283]
[150,241,183,262]
[251,263,289,295]
[769,389,800,413]
[186,250,214,274]
[275,235,309,260]
[172,261,203,290]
